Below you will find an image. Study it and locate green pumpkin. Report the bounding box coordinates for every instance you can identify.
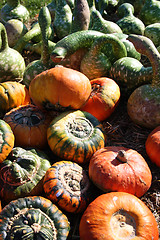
[0,196,70,239]
[0,147,51,204]
[47,110,106,164]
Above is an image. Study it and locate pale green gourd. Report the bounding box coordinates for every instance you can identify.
[144,23,160,47]
[0,22,25,82]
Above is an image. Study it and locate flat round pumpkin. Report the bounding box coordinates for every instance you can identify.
[79,192,159,240]
[47,110,106,164]
[89,146,152,197]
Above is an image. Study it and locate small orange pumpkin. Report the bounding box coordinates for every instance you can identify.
[79,192,159,240]
[29,65,91,111]
[81,77,120,121]
[4,104,52,149]
[145,126,160,167]
[89,146,152,197]
[0,81,30,114]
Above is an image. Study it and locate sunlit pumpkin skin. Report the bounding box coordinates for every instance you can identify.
[145,126,160,167]
[79,192,159,240]
[0,196,70,240]
[43,160,92,213]
[0,147,51,204]
[89,146,152,197]
[3,104,52,149]
[29,65,91,111]
[47,110,106,164]
[0,81,30,114]
[0,119,14,163]
[80,77,120,122]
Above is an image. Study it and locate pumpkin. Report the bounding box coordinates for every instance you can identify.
[47,110,106,164]
[89,146,152,197]
[43,160,92,213]
[3,104,52,149]
[0,196,70,239]
[0,81,30,115]
[81,77,120,121]
[0,147,51,204]
[0,119,14,163]
[145,126,160,167]
[79,192,159,240]
[29,65,91,111]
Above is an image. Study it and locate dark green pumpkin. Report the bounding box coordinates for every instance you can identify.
[0,147,51,204]
[0,196,70,239]
[47,110,106,164]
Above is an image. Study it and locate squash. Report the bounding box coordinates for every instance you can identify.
[3,104,52,149]
[0,196,70,239]
[0,119,14,163]
[0,147,51,204]
[89,146,152,197]
[81,77,120,121]
[47,110,106,164]
[43,160,92,213]
[79,192,159,240]
[145,126,160,167]
[0,81,30,115]
[29,66,91,111]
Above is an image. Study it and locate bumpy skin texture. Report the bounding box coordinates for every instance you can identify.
[0,196,70,240]
[79,192,159,240]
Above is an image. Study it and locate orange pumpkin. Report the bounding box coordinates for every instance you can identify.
[89,146,152,197]
[79,192,159,240]
[81,77,120,121]
[29,65,91,111]
[145,126,160,167]
[4,104,52,149]
[0,81,30,114]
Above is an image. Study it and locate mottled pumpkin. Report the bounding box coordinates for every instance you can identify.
[43,160,92,213]
[47,110,106,164]
[29,65,91,111]
[79,192,159,240]
[0,119,14,163]
[0,81,30,114]
[145,126,160,167]
[4,104,52,149]
[0,147,51,204]
[89,146,152,197]
[0,196,70,239]
[81,77,120,121]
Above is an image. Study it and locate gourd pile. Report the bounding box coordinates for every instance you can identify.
[0,0,160,239]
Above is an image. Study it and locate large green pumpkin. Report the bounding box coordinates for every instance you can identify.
[0,196,70,239]
[47,110,106,164]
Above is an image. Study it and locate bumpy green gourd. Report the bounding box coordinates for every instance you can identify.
[117,0,145,14]
[23,7,55,88]
[0,22,25,82]
[127,34,160,129]
[116,3,145,35]
[71,0,90,33]
[53,0,72,39]
[80,34,127,79]
[144,23,160,47]
[47,0,57,19]
[0,0,30,23]
[139,0,160,26]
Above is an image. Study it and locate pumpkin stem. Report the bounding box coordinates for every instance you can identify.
[116,150,128,163]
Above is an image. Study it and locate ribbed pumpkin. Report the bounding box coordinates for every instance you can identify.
[0,196,70,240]
[81,77,120,121]
[0,147,51,204]
[43,160,92,213]
[4,104,52,149]
[47,110,106,164]
[29,65,91,111]
[79,192,159,240]
[0,81,30,114]
[89,146,152,197]
[0,119,14,163]
[145,126,160,167]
